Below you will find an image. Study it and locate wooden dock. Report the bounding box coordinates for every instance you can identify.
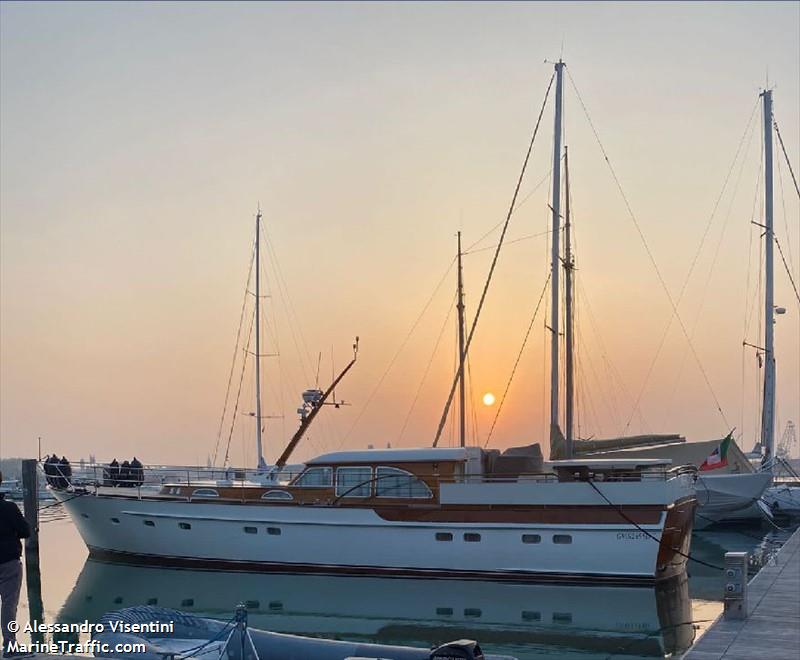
[683,526,800,660]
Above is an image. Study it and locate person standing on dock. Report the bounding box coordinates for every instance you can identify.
[0,471,30,658]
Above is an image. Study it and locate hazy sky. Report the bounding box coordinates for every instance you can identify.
[2,2,798,465]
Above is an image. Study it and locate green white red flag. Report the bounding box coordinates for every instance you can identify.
[699,436,731,472]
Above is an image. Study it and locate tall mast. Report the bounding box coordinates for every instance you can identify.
[254,208,265,469]
[563,145,574,459]
[760,89,776,470]
[549,60,565,446]
[457,231,466,447]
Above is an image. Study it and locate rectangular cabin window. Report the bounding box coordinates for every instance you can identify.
[522,611,541,622]
[464,533,481,543]
[293,467,333,488]
[143,520,155,527]
[522,534,541,544]
[243,526,258,534]
[179,522,191,530]
[267,527,282,536]
[553,534,573,545]
[375,466,433,498]
[335,466,372,498]
[435,532,453,542]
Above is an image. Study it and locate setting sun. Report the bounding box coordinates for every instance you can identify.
[482,392,496,407]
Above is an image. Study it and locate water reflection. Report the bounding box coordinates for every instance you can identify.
[58,560,695,659]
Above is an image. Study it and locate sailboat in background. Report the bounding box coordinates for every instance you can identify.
[559,87,794,528]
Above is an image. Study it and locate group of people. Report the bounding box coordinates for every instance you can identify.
[42,454,72,489]
[103,457,145,488]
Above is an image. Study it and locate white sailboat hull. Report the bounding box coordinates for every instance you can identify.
[693,471,772,528]
[763,484,800,517]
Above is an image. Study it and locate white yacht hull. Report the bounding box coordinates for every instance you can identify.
[53,477,695,584]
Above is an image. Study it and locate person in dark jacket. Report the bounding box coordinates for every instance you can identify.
[0,470,30,656]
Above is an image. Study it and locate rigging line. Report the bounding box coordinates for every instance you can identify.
[339,256,456,448]
[212,242,256,466]
[775,137,796,275]
[775,236,800,304]
[264,233,313,383]
[223,305,256,467]
[463,229,551,256]
[773,118,800,199]
[577,277,634,434]
[566,68,729,429]
[664,106,760,421]
[397,291,458,444]
[433,72,556,447]
[744,148,766,339]
[624,98,758,433]
[484,273,550,448]
[466,351,479,446]
[464,167,555,253]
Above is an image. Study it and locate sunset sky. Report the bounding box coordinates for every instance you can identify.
[1,2,798,466]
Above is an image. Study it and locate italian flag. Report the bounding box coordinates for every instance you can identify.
[700,436,731,471]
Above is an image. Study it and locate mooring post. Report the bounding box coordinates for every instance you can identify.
[21,459,44,642]
[723,551,749,620]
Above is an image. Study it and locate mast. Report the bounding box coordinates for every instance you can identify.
[563,146,574,458]
[760,89,776,470]
[254,208,265,470]
[457,231,466,447]
[549,60,565,448]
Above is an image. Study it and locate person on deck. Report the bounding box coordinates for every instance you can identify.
[0,470,30,658]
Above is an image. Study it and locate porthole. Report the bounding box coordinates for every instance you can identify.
[143,520,155,527]
[179,522,191,530]
[267,527,282,536]
[553,534,572,544]
[436,607,453,616]
[435,532,453,542]
[81,513,90,519]
[464,533,481,543]
[522,534,541,544]
[268,601,283,611]
[181,599,194,607]
[522,611,541,622]
[553,612,572,624]
[464,608,482,618]
[110,517,120,524]
[243,526,258,534]
[147,598,158,605]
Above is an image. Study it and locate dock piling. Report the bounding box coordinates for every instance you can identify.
[21,458,45,642]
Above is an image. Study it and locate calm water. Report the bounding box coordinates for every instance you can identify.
[14,506,796,659]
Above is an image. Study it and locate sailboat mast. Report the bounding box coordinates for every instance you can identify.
[549,60,565,444]
[254,209,265,469]
[760,89,776,470]
[457,231,466,448]
[563,146,574,459]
